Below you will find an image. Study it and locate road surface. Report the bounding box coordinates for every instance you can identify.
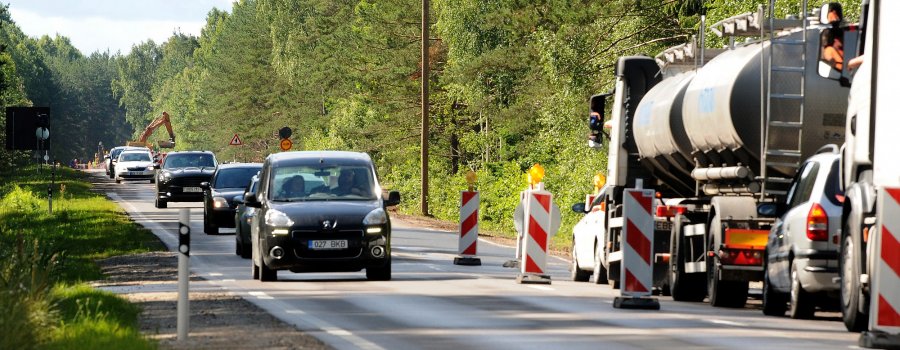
[94,170,860,350]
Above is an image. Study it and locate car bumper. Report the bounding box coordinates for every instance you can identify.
[794,250,839,293]
[158,188,205,202]
[210,208,237,227]
[117,171,155,180]
[261,228,390,272]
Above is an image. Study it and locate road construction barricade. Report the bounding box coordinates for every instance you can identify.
[517,185,553,284]
[454,190,481,266]
[861,187,900,348]
[613,188,660,310]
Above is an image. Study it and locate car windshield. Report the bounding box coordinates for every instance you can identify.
[163,153,216,169]
[119,152,151,162]
[214,168,260,189]
[110,148,125,159]
[269,165,376,201]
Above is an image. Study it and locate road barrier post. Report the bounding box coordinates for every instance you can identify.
[517,184,553,284]
[504,191,527,268]
[613,188,660,310]
[177,209,190,341]
[454,190,482,266]
[860,187,900,348]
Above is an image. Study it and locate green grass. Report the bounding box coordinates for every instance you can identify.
[0,165,163,349]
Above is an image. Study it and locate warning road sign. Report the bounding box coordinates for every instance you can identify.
[229,134,243,146]
[280,138,292,151]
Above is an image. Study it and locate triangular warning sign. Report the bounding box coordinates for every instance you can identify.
[229,134,242,146]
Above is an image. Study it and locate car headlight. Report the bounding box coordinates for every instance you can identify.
[213,197,229,208]
[363,208,387,234]
[265,209,294,227]
[160,171,172,182]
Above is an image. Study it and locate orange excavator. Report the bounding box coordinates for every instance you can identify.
[127,111,176,148]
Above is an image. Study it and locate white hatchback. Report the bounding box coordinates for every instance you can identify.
[570,185,610,284]
[114,151,156,183]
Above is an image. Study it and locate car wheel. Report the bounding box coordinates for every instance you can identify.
[251,260,259,280]
[571,246,590,282]
[259,259,277,282]
[762,265,788,316]
[235,235,242,256]
[592,244,609,285]
[790,262,816,319]
[366,259,392,281]
[115,178,121,184]
[841,225,869,331]
[203,210,218,235]
[155,197,167,209]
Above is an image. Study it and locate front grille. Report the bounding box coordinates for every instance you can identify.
[291,229,364,259]
[171,176,210,187]
[127,166,147,171]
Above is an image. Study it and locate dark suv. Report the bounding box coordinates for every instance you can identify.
[155,151,217,209]
[201,163,262,235]
[244,151,400,282]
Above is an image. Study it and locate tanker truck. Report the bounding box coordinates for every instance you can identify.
[839,1,900,347]
[587,1,857,307]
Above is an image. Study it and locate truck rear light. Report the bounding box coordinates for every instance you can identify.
[655,205,686,218]
[718,248,763,266]
[806,203,829,241]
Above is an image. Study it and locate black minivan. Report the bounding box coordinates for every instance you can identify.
[244,151,400,281]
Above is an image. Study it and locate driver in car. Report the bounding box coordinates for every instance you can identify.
[332,170,362,196]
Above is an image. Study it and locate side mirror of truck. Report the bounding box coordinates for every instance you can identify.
[571,202,587,214]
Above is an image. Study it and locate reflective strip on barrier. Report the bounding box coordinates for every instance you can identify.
[459,191,479,256]
[873,187,900,333]
[622,189,654,297]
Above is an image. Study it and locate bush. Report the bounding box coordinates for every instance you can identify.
[0,235,61,350]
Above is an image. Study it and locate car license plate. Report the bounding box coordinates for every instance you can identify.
[183,187,202,193]
[128,171,143,176]
[308,239,348,250]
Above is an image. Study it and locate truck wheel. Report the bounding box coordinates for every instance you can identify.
[366,258,392,281]
[669,222,706,302]
[762,260,788,316]
[155,197,167,209]
[707,215,748,308]
[841,230,869,331]
[790,262,815,319]
[571,246,590,282]
[592,245,609,285]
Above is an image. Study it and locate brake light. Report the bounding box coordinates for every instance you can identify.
[807,203,828,241]
[655,205,686,218]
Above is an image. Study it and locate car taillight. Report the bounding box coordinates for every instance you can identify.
[807,203,828,241]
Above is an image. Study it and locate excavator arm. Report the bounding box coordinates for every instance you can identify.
[128,112,176,148]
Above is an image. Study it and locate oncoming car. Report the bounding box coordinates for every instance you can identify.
[244,151,400,282]
[114,150,155,183]
[155,151,217,208]
[235,175,260,259]
[201,163,262,235]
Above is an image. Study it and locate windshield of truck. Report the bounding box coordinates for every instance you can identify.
[269,165,375,202]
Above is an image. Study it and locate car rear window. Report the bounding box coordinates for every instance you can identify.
[787,162,820,208]
[214,168,260,189]
[824,159,845,206]
[268,165,376,201]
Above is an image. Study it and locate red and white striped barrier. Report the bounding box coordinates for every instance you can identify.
[454,191,482,266]
[517,187,553,284]
[868,187,900,337]
[613,188,660,309]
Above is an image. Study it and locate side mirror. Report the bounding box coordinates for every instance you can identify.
[384,191,401,207]
[245,193,262,208]
[571,202,587,213]
[200,181,210,189]
[757,203,787,218]
[819,3,842,25]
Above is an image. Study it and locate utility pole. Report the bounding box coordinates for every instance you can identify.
[420,0,430,216]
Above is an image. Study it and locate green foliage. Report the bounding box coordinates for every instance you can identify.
[0,235,61,350]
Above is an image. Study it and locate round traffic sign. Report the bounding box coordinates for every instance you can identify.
[280,138,293,151]
[279,127,292,139]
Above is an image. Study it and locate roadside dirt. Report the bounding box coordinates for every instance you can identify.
[93,252,331,350]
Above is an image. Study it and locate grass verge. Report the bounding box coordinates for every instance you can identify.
[0,165,164,350]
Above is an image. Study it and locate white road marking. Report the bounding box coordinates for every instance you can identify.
[248,291,274,300]
[707,319,747,327]
[222,279,236,282]
[528,285,555,291]
[209,272,223,276]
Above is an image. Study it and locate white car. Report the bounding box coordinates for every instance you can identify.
[115,151,156,183]
[571,185,610,284]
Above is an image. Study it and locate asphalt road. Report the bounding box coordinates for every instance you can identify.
[93,170,861,350]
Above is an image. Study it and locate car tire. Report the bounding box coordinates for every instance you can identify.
[592,245,609,285]
[841,224,869,332]
[204,213,218,235]
[762,267,788,316]
[235,235,242,256]
[155,197,167,209]
[241,243,251,259]
[260,259,277,282]
[366,259,392,281]
[251,261,259,280]
[115,178,121,184]
[790,262,816,319]
[571,246,590,282]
